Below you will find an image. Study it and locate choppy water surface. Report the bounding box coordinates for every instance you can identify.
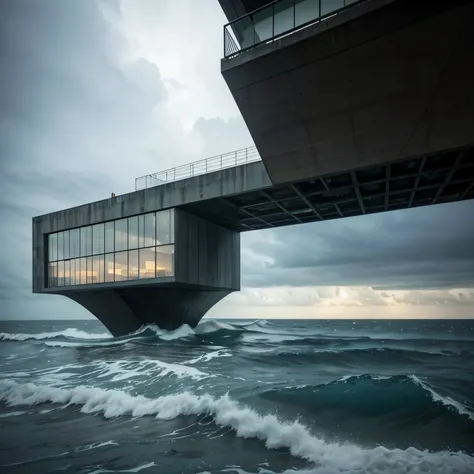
[1,318,473,474]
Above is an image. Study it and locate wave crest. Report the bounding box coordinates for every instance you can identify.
[0,328,111,342]
[0,379,472,473]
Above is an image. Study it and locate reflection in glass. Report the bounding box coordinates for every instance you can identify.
[93,255,104,283]
[65,260,70,286]
[70,259,75,286]
[80,258,87,285]
[156,210,171,245]
[115,251,128,281]
[48,234,57,262]
[70,229,80,259]
[128,216,139,250]
[138,215,145,248]
[92,223,104,255]
[321,0,343,16]
[48,262,57,287]
[156,245,174,277]
[57,260,65,287]
[74,258,81,285]
[86,257,93,284]
[80,227,87,257]
[139,248,155,279]
[105,222,114,253]
[295,0,320,27]
[105,254,114,282]
[115,219,127,252]
[63,231,70,260]
[143,213,156,247]
[86,226,93,256]
[129,250,139,280]
[57,232,64,261]
[274,0,294,36]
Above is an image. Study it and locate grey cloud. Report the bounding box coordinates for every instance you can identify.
[241,200,474,291]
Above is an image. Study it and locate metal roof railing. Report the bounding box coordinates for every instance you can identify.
[135,146,261,190]
[224,0,365,59]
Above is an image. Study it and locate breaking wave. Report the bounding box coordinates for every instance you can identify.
[257,374,474,421]
[0,327,111,342]
[0,379,472,473]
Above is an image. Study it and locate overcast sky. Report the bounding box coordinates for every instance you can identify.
[1,0,473,321]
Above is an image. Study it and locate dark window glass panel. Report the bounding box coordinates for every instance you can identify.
[114,251,128,281]
[274,0,294,37]
[48,262,57,287]
[86,226,93,256]
[57,232,64,261]
[63,230,70,260]
[86,257,93,284]
[115,219,127,252]
[170,209,174,244]
[144,213,156,247]
[156,245,174,277]
[57,260,65,287]
[80,258,87,284]
[105,254,114,282]
[139,248,155,279]
[92,223,104,255]
[252,4,273,44]
[321,0,343,17]
[129,250,139,280]
[70,229,80,259]
[93,255,104,283]
[64,260,70,286]
[73,258,81,286]
[128,216,139,249]
[138,214,145,248]
[105,221,114,253]
[156,210,171,245]
[48,233,57,262]
[80,227,87,257]
[295,0,320,27]
[69,259,75,286]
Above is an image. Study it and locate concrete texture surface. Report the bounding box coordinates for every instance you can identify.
[222,0,474,185]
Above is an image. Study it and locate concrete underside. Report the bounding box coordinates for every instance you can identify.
[56,286,232,337]
[222,0,474,185]
[183,145,474,231]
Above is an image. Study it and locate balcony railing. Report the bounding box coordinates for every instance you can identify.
[135,146,261,190]
[224,0,364,58]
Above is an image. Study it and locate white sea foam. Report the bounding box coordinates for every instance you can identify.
[0,410,28,418]
[0,379,472,473]
[0,328,111,342]
[87,461,156,473]
[75,440,119,452]
[184,349,232,365]
[409,375,474,421]
[95,359,211,381]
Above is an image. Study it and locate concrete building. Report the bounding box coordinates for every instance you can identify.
[32,0,474,336]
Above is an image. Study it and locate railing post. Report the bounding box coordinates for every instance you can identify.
[246,148,248,162]
[235,151,237,166]
[293,0,296,28]
[272,3,274,39]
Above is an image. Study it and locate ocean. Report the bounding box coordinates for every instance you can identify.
[0,318,473,474]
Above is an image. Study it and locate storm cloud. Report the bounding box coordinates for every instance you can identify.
[1,0,473,320]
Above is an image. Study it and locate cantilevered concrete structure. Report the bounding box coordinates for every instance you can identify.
[33,0,473,336]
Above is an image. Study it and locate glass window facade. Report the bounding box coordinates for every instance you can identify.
[46,210,174,288]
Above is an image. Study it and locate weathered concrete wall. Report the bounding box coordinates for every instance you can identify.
[175,209,240,291]
[222,0,474,184]
[33,196,241,335]
[60,286,232,336]
[32,161,267,294]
